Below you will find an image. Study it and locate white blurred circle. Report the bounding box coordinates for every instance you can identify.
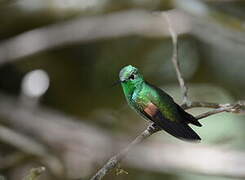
[21,69,50,98]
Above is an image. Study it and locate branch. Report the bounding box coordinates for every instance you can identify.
[164,13,190,105]
[90,125,161,180]
[182,101,221,109]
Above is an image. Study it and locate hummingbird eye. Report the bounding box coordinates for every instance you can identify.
[129,74,135,80]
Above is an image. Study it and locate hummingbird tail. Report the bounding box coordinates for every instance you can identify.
[151,110,201,141]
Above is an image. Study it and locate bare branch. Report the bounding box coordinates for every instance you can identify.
[90,125,161,180]
[195,102,245,119]
[89,126,159,180]
[163,13,190,105]
[182,101,221,109]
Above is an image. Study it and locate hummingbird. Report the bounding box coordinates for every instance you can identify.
[117,65,202,141]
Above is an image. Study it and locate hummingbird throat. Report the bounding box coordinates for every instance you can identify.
[121,80,143,99]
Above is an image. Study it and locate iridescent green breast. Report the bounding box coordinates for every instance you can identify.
[134,82,180,122]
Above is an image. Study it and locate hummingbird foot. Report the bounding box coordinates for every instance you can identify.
[148,123,161,133]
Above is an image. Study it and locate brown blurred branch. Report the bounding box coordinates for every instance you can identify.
[0,9,190,65]
[0,93,115,178]
[0,125,49,157]
[0,93,244,179]
[0,124,63,176]
[0,7,245,65]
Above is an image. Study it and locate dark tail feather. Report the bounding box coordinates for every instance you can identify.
[152,111,201,141]
[176,104,202,127]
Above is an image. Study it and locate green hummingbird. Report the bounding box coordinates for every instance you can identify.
[118,65,202,141]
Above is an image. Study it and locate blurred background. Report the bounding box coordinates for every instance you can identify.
[0,0,245,179]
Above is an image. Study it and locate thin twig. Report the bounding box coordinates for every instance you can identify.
[195,102,244,119]
[164,13,190,105]
[182,101,221,109]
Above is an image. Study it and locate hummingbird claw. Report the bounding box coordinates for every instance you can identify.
[148,123,161,132]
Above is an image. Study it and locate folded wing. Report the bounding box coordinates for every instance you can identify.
[143,102,201,141]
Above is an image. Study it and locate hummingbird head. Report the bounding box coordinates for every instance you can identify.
[119,65,144,91]
[119,65,143,82]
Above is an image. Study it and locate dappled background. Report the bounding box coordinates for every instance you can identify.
[0,0,245,179]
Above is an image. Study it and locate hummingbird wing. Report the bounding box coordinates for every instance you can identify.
[142,102,201,141]
[145,82,202,127]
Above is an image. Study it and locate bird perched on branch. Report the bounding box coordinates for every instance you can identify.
[116,65,202,141]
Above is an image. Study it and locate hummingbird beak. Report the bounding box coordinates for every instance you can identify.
[112,80,124,87]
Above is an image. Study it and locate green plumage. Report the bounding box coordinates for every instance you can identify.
[119,65,202,141]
